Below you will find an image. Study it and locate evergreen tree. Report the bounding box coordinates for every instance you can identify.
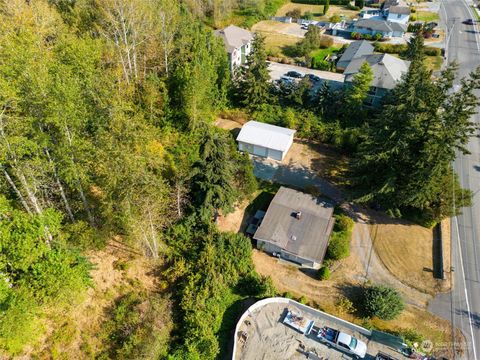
[343,61,373,124]
[236,34,271,112]
[351,33,480,225]
[323,0,330,15]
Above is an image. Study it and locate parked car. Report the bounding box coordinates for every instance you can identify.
[463,18,475,25]
[285,70,303,78]
[375,352,398,360]
[306,74,321,82]
[316,326,367,359]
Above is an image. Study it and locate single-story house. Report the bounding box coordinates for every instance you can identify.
[386,6,411,25]
[336,40,374,71]
[253,187,335,269]
[350,19,407,38]
[214,25,254,72]
[236,121,296,161]
[344,53,410,106]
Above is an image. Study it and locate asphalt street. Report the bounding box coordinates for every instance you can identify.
[428,0,480,359]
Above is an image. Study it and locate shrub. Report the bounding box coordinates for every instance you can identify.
[317,266,331,280]
[326,214,354,260]
[286,8,302,19]
[374,33,382,41]
[425,46,441,56]
[283,291,294,299]
[351,31,362,40]
[329,14,341,23]
[363,285,405,320]
[363,34,372,40]
[327,232,350,260]
[409,14,417,21]
[334,214,354,232]
[298,296,308,304]
[336,295,355,314]
[410,6,417,13]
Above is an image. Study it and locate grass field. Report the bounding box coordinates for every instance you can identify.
[417,11,440,22]
[368,211,449,295]
[252,21,301,56]
[276,2,360,20]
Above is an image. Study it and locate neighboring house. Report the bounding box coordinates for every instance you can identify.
[381,0,401,13]
[386,6,411,25]
[214,25,254,71]
[253,187,335,269]
[350,19,407,38]
[236,121,296,161]
[344,53,410,106]
[336,40,374,71]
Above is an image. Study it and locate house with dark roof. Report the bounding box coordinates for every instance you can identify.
[336,40,374,71]
[344,53,410,106]
[214,25,254,71]
[253,187,335,269]
[350,19,407,38]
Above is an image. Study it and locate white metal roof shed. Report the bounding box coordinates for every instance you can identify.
[236,121,296,153]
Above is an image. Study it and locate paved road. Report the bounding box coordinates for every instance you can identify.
[428,0,480,359]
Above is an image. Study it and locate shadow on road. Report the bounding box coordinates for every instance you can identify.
[455,309,480,328]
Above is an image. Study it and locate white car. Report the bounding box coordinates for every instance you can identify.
[317,326,368,359]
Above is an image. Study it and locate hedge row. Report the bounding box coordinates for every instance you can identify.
[292,0,351,5]
[373,42,442,56]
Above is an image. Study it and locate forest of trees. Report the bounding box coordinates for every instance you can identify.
[1,0,480,358]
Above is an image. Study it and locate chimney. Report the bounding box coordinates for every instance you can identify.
[295,211,302,220]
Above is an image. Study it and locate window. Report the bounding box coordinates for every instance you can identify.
[349,337,358,350]
[338,342,350,350]
[397,13,401,18]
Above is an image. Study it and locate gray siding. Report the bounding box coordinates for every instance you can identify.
[257,240,321,269]
[238,141,287,161]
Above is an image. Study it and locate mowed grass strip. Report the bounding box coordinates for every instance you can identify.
[417,11,440,22]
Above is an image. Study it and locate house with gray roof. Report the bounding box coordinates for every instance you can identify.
[336,40,374,71]
[344,53,410,106]
[350,19,407,38]
[386,6,411,25]
[253,187,335,269]
[214,25,254,71]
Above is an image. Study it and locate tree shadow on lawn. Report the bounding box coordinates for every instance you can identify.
[334,282,369,318]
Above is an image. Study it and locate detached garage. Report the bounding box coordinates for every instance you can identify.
[236,121,296,161]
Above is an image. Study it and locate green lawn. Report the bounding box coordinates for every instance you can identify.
[310,47,340,62]
[416,11,440,22]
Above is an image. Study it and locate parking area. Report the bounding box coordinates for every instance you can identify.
[268,61,345,89]
[235,299,406,360]
[268,61,341,81]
